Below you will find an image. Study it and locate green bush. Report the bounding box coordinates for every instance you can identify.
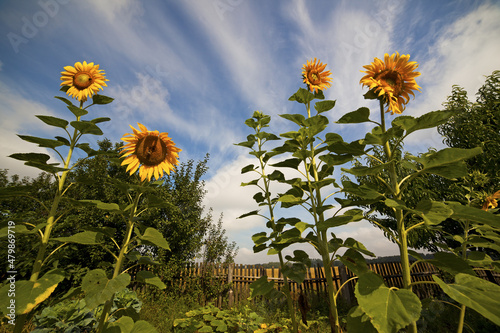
[31,288,141,332]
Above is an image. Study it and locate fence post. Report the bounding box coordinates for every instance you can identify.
[227,263,234,307]
[338,265,354,306]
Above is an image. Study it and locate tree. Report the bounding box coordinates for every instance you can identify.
[200,213,238,265]
[0,170,56,278]
[438,70,500,197]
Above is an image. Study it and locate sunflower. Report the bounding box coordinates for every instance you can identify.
[482,190,500,211]
[120,123,181,182]
[60,61,108,102]
[302,58,332,93]
[360,52,421,114]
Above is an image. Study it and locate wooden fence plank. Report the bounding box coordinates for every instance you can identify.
[130,261,500,308]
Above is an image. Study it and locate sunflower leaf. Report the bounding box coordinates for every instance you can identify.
[138,227,170,250]
[234,137,255,148]
[346,306,378,333]
[135,271,166,290]
[9,153,51,164]
[0,185,32,198]
[76,143,97,156]
[0,269,65,315]
[55,136,70,146]
[339,249,371,276]
[446,201,500,228]
[393,110,454,135]
[315,100,336,113]
[433,274,500,326]
[282,263,307,285]
[92,94,114,105]
[317,215,353,231]
[244,117,259,129]
[17,135,64,149]
[415,200,453,226]
[25,162,67,174]
[67,105,88,117]
[304,114,329,137]
[79,199,122,212]
[319,153,353,166]
[70,121,103,135]
[328,140,366,156]
[54,96,74,106]
[36,115,69,129]
[252,232,268,245]
[355,272,422,333]
[82,270,131,310]
[342,161,393,177]
[52,231,104,245]
[271,158,302,170]
[241,179,259,187]
[288,87,316,104]
[280,113,306,126]
[250,276,283,299]
[363,89,378,100]
[90,117,111,124]
[337,107,371,124]
[427,252,476,276]
[241,164,255,174]
[416,147,483,179]
[342,180,384,200]
[238,210,260,219]
[363,126,401,145]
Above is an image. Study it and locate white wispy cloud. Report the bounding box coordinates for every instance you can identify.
[404,2,500,152]
[0,81,60,178]
[179,1,293,116]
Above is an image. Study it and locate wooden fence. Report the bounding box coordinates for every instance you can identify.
[130,261,500,308]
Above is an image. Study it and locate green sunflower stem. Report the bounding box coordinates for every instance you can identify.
[456,218,470,333]
[255,130,299,333]
[306,101,340,333]
[379,100,417,333]
[96,192,140,333]
[279,253,299,333]
[13,102,84,333]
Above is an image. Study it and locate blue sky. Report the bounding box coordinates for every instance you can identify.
[1,0,499,264]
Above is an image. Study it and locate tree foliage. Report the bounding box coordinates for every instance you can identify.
[200,213,238,265]
[438,70,500,196]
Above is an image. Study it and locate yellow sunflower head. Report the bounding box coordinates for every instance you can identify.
[360,52,421,115]
[482,190,500,211]
[120,123,181,182]
[302,58,332,93]
[60,61,108,102]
